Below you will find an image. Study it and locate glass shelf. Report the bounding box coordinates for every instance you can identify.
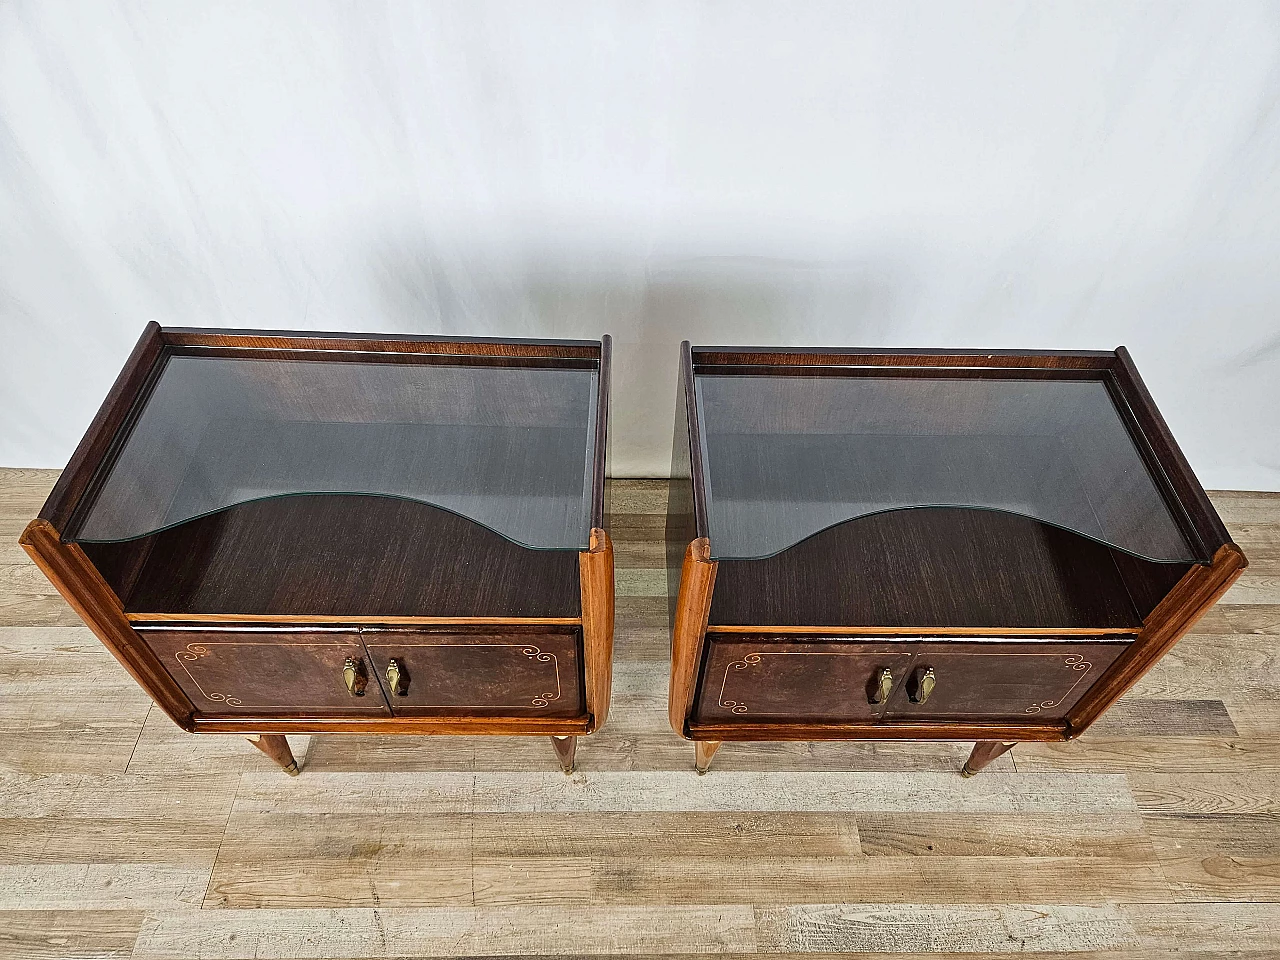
[71,354,600,550]
[694,372,1196,562]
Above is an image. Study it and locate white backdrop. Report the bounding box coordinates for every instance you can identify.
[2,1,1278,487]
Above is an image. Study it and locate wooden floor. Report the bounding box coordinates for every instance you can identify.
[1,470,1278,958]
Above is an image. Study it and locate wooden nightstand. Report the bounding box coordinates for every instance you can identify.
[666,344,1244,776]
[22,324,614,774]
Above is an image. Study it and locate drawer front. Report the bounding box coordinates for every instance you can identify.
[142,630,391,715]
[884,640,1130,722]
[363,630,583,717]
[694,636,915,723]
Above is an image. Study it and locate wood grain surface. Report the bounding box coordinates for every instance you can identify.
[1,470,1277,958]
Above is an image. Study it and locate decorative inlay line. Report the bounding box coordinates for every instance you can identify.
[716,649,1108,716]
[130,613,582,626]
[1024,655,1093,714]
[364,643,563,708]
[718,650,913,715]
[172,641,370,710]
[169,640,566,711]
[522,645,561,707]
[176,643,243,705]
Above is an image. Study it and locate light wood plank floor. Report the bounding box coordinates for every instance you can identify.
[0,468,1277,959]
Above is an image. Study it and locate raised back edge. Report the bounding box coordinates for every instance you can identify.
[1108,345,1233,557]
[163,327,601,359]
[691,346,1116,369]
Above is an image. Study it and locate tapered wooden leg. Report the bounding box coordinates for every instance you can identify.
[551,735,576,774]
[246,734,299,776]
[694,740,721,775]
[962,740,1015,777]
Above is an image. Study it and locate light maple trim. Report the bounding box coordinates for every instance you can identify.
[706,624,1137,636]
[127,613,582,626]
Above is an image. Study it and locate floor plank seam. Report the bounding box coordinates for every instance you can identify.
[121,702,151,775]
[198,766,244,910]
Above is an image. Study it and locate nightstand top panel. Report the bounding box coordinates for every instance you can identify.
[693,365,1197,562]
[69,347,601,550]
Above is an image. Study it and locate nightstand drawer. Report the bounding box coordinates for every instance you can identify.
[363,630,583,717]
[884,640,1131,722]
[694,636,915,722]
[142,629,392,715]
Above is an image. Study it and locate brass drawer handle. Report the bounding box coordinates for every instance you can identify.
[343,656,367,697]
[386,658,407,697]
[871,667,894,704]
[912,666,936,704]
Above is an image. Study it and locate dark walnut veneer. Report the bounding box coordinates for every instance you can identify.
[667,344,1246,776]
[21,324,613,773]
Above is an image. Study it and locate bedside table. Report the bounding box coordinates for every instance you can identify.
[22,324,614,774]
[666,344,1244,775]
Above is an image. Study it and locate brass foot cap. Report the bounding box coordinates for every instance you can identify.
[960,765,976,778]
[283,762,300,777]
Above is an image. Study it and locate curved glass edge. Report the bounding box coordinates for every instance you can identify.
[705,504,1205,564]
[68,491,592,553]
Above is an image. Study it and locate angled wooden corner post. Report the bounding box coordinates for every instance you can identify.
[21,518,196,729]
[21,319,196,730]
[1066,541,1246,735]
[668,537,717,738]
[1063,346,1249,738]
[577,332,614,747]
[580,526,615,733]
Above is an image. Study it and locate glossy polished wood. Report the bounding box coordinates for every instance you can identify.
[580,528,615,731]
[190,715,594,735]
[670,345,1246,776]
[709,508,1148,629]
[84,496,582,619]
[694,740,721,775]
[667,538,716,738]
[362,629,583,717]
[694,636,1130,726]
[889,640,1130,722]
[142,629,393,716]
[24,328,612,772]
[550,735,577,774]
[1068,542,1246,734]
[163,327,603,359]
[694,637,915,723]
[961,740,1016,777]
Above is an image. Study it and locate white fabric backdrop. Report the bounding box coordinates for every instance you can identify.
[2,1,1277,487]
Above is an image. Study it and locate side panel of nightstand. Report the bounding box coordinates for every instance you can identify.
[20,519,196,729]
